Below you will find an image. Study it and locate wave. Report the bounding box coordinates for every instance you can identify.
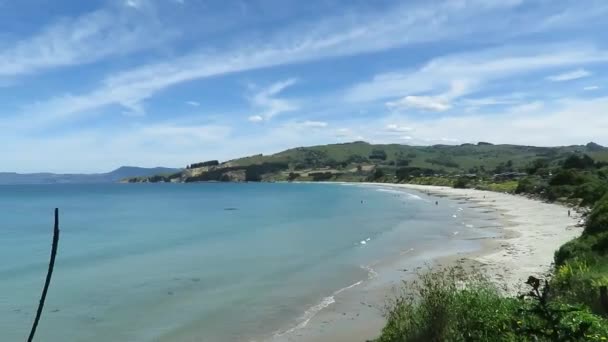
[272,278,366,338]
[375,188,429,202]
[360,264,378,280]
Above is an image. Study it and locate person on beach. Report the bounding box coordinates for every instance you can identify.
[435,201,438,205]
[568,209,571,217]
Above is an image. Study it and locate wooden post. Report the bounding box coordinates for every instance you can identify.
[27,208,60,342]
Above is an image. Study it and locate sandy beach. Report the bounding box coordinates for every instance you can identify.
[272,183,583,342]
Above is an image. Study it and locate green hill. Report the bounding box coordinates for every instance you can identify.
[126,141,608,184]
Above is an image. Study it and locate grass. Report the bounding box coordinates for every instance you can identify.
[475,180,519,193]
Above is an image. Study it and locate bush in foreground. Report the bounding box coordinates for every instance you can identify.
[376,267,608,342]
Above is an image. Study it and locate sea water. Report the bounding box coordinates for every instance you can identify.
[0,183,499,341]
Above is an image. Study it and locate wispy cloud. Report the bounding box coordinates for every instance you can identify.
[10,0,555,124]
[387,95,451,112]
[0,6,172,78]
[185,101,200,106]
[385,124,413,133]
[247,78,298,122]
[546,68,591,82]
[584,85,600,91]
[345,44,608,105]
[299,120,328,128]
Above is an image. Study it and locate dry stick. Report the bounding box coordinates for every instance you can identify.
[27,208,60,342]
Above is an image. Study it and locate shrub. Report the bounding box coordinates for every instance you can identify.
[377,267,518,342]
[453,177,469,189]
[564,154,595,170]
[189,160,219,168]
[369,149,387,160]
[377,268,608,342]
[573,181,608,207]
[309,172,334,181]
[587,193,608,234]
[516,176,545,194]
[550,170,586,186]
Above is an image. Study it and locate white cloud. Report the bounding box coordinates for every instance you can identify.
[368,97,608,147]
[385,79,471,112]
[248,79,299,122]
[11,0,561,124]
[335,128,353,137]
[248,115,264,122]
[385,124,413,132]
[185,101,200,106]
[0,7,171,78]
[300,120,328,128]
[546,68,591,82]
[125,0,140,8]
[460,93,527,107]
[510,101,544,113]
[584,85,600,91]
[345,44,608,104]
[387,95,451,112]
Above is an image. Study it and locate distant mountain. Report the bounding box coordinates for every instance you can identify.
[0,166,181,185]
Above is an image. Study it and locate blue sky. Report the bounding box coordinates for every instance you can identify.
[1,0,608,173]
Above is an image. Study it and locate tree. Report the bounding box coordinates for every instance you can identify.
[526,158,550,175]
[453,177,470,189]
[369,149,387,160]
[563,154,595,170]
[287,172,300,181]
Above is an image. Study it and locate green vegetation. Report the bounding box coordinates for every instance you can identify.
[125,141,608,185]
[376,267,608,342]
[376,151,608,341]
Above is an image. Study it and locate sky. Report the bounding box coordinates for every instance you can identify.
[1,0,608,173]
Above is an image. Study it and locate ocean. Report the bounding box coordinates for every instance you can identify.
[0,183,499,341]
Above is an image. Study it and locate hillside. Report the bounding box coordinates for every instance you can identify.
[127,141,608,184]
[0,166,180,185]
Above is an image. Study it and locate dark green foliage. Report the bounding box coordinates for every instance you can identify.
[396,167,435,181]
[573,181,608,207]
[309,172,336,181]
[516,276,608,341]
[550,170,587,186]
[244,162,288,181]
[425,157,459,168]
[395,159,411,167]
[368,168,385,181]
[377,268,608,342]
[287,172,300,181]
[377,267,519,342]
[189,160,219,168]
[527,158,550,175]
[516,176,546,194]
[587,142,605,152]
[564,154,596,170]
[453,177,469,189]
[345,154,369,164]
[586,194,608,234]
[369,149,387,160]
[493,160,515,174]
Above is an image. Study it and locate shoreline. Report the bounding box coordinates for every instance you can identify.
[272,183,583,342]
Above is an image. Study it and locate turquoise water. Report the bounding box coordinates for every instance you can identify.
[0,183,497,341]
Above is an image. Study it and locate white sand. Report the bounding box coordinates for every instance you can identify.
[271,183,583,342]
[389,184,583,290]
